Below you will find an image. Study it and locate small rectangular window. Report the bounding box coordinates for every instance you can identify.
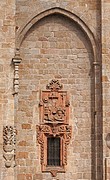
[47,137,60,166]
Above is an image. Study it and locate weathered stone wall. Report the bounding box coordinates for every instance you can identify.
[0,0,15,180]
[16,14,94,180]
[15,0,102,180]
[0,0,104,180]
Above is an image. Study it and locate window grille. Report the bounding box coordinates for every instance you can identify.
[47,137,60,166]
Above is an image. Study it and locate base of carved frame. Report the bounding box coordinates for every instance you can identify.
[42,167,65,177]
[36,124,72,177]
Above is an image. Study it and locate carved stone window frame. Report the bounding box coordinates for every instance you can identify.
[36,124,72,176]
[37,80,72,177]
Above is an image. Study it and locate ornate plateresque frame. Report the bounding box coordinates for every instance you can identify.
[37,80,72,177]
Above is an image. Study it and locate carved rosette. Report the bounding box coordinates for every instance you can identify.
[3,126,16,168]
[37,80,72,177]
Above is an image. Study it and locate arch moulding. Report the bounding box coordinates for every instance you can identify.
[16,7,98,63]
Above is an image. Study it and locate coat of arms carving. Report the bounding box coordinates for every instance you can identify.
[39,80,70,124]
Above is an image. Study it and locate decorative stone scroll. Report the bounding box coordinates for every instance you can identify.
[37,80,72,177]
[3,126,16,168]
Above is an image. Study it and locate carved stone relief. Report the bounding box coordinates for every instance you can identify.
[39,80,70,124]
[3,126,16,168]
[37,124,72,167]
[37,80,72,177]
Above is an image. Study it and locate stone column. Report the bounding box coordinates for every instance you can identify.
[93,60,103,180]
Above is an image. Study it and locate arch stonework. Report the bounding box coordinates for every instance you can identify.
[13,6,102,180]
[16,7,98,63]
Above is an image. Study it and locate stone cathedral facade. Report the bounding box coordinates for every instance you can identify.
[0,1,110,180]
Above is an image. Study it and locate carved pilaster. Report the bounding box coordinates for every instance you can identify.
[12,49,22,94]
[3,126,16,168]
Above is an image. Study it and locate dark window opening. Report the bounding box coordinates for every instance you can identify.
[47,137,60,166]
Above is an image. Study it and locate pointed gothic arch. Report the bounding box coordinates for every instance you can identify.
[16,7,98,63]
